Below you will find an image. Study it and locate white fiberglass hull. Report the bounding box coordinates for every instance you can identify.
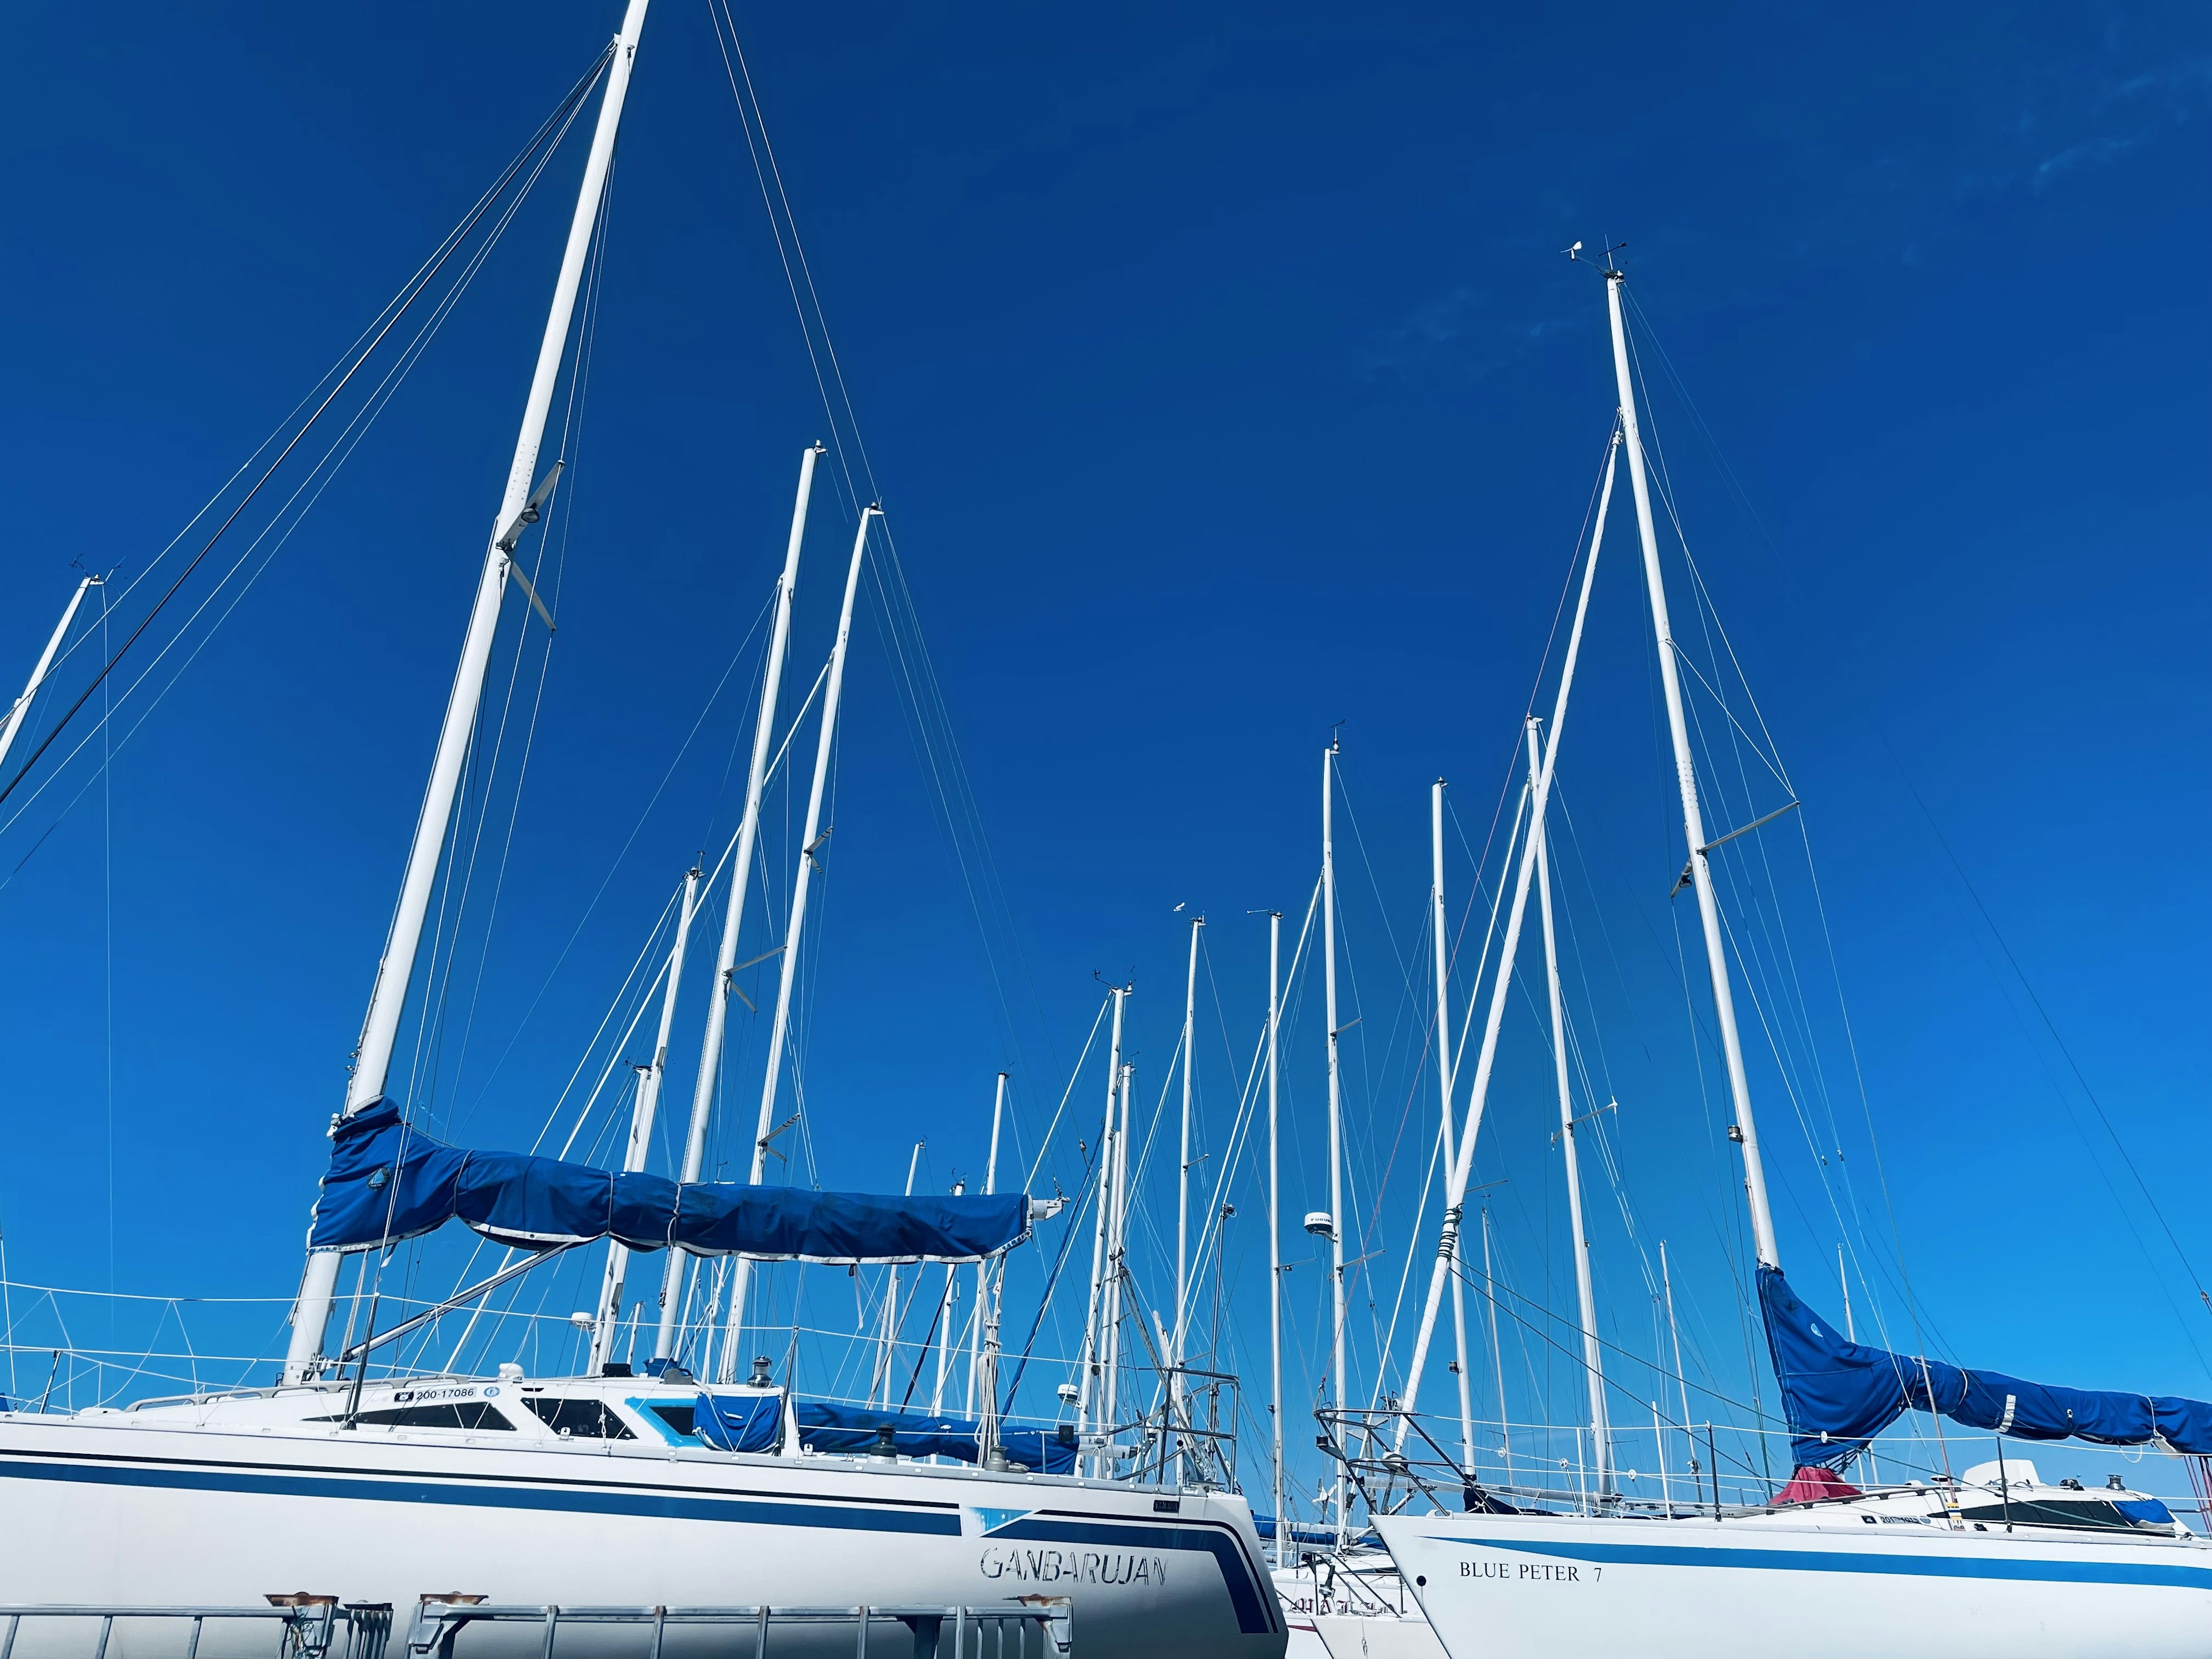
[1273,1553,1446,1659]
[0,1412,1282,1659]
[1378,1510,2212,1659]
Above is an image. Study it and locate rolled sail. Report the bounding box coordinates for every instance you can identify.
[306,1099,1036,1262]
[1760,1265,2212,1468]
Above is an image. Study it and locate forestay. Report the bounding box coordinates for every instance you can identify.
[1760,1266,2212,1467]
[306,1100,1035,1262]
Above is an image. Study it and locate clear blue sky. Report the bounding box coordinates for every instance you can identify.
[0,0,2206,1503]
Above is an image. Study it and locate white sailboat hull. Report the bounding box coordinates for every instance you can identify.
[1273,1554,1447,1659]
[1378,1511,2212,1659]
[0,1413,1283,1659]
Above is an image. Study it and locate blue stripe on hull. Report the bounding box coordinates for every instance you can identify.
[1445,1533,2212,1590]
[0,1452,961,1534]
[992,1516,1279,1635]
[0,1453,1277,1634]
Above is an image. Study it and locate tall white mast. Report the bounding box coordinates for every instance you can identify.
[286,0,653,1382]
[592,865,699,1370]
[1395,429,1618,1440]
[1604,263,1778,1270]
[1532,719,1608,1495]
[1661,1240,1690,1486]
[721,505,879,1376]
[653,445,823,1367]
[1077,987,1126,1475]
[873,1139,923,1405]
[1482,1206,1512,1484]
[1172,914,1202,1482]
[1266,909,1285,1564]
[0,575,97,777]
[1101,1062,1133,1461]
[965,1072,1006,1415]
[1321,738,1347,1546]
[1430,779,1475,1472]
[930,1177,962,1414]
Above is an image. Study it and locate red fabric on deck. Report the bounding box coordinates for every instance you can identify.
[1775,1464,1862,1505]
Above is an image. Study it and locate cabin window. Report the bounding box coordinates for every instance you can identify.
[524,1396,637,1440]
[1956,1499,2137,1531]
[310,1403,514,1430]
[646,1402,698,1438]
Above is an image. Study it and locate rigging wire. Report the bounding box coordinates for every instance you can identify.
[0,47,616,827]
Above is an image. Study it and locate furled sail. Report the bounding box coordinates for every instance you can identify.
[306,1099,1036,1262]
[1760,1266,2212,1468]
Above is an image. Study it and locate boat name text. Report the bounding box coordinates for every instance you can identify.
[981,1547,1168,1587]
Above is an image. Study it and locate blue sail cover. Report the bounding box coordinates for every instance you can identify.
[1759,1266,2212,1468]
[692,1391,785,1454]
[306,1099,1032,1263]
[793,1399,1080,1475]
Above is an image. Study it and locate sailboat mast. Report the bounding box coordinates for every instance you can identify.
[1266,908,1284,1564]
[592,865,699,1370]
[1394,430,1617,1442]
[1532,719,1608,1494]
[1482,1206,1512,1484]
[1172,914,1201,1482]
[1321,739,1347,1546]
[0,575,96,777]
[1603,266,1778,1271]
[1101,1062,1133,1458]
[1661,1240,1691,1476]
[1430,778,1475,1472]
[965,1071,1006,1415]
[286,0,652,1382]
[721,505,878,1376]
[653,444,823,1365]
[1078,987,1126,1474]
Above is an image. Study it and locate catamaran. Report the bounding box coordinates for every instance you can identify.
[0,4,1282,1650]
[1372,251,2212,1657]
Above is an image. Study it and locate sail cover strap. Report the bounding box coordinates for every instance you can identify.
[306,1099,1033,1263]
[1759,1266,2212,1467]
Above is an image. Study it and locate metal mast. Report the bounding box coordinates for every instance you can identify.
[1483,1206,1512,1485]
[592,865,699,1370]
[965,1072,1006,1415]
[723,504,878,1373]
[286,0,653,1381]
[1266,908,1285,1564]
[1101,1062,1133,1461]
[1603,262,1779,1270]
[1430,778,1475,1472]
[1172,914,1202,1481]
[1078,987,1126,1475]
[0,575,97,777]
[1395,429,1618,1439]
[1532,720,1607,1495]
[654,444,823,1365]
[1321,738,1347,1545]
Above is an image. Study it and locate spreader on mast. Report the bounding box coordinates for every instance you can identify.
[286,0,653,1382]
[1602,260,1780,1271]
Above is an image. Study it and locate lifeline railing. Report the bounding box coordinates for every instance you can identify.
[0,1599,391,1659]
[404,1601,1073,1659]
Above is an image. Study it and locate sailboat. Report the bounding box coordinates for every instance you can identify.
[0,6,1282,1652]
[1373,252,2212,1656]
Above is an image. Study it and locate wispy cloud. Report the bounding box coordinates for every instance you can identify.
[1360,285,1578,382]
[2033,131,2145,192]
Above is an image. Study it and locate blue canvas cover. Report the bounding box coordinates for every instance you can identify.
[792,1399,1079,1475]
[1759,1266,2212,1467]
[692,1391,785,1453]
[306,1100,1032,1263]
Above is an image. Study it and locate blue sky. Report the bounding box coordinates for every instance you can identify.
[0,0,2207,1503]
